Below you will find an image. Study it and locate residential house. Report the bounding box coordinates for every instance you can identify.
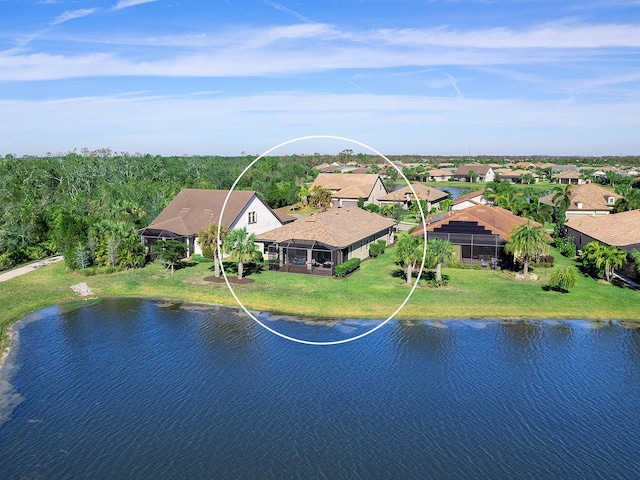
[498,169,539,184]
[566,210,640,280]
[553,171,586,185]
[566,210,640,253]
[377,184,449,211]
[514,161,536,169]
[453,165,495,183]
[413,204,548,265]
[256,208,396,276]
[540,183,622,221]
[139,189,287,257]
[451,189,487,211]
[310,173,388,207]
[427,168,454,181]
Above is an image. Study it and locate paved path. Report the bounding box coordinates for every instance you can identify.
[0,256,64,283]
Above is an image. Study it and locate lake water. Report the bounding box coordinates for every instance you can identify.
[1,298,640,479]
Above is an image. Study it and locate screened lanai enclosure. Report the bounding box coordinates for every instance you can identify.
[427,232,504,267]
[266,239,346,276]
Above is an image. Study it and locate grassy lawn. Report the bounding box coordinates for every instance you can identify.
[2,246,638,352]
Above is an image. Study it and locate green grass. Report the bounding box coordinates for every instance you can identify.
[2,246,638,353]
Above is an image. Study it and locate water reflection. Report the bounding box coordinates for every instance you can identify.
[391,320,455,359]
[498,320,543,357]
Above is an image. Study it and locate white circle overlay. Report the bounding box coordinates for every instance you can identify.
[218,135,427,345]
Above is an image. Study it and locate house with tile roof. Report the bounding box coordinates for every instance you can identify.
[451,189,487,211]
[310,173,388,207]
[453,165,495,183]
[256,207,396,276]
[427,168,454,181]
[139,189,288,257]
[497,169,539,184]
[413,204,548,265]
[552,170,586,185]
[566,210,640,253]
[377,184,449,211]
[540,183,622,221]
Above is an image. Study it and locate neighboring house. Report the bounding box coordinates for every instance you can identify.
[310,173,388,207]
[566,210,640,280]
[514,161,535,169]
[451,189,487,211]
[413,205,548,265]
[256,208,396,276]
[566,210,640,253]
[551,164,579,173]
[427,168,454,181]
[377,184,449,211]
[453,165,495,183]
[540,183,622,221]
[498,169,539,184]
[553,171,586,185]
[316,162,345,173]
[139,189,287,257]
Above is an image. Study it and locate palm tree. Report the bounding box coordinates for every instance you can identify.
[308,186,332,211]
[505,221,550,275]
[223,227,261,279]
[425,238,456,282]
[297,185,310,206]
[552,184,574,213]
[527,203,553,226]
[595,245,627,283]
[199,222,229,278]
[394,233,424,285]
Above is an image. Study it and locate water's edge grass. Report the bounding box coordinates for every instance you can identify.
[2,245,638,365]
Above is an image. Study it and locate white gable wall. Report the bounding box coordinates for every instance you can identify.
[193,195,283,256]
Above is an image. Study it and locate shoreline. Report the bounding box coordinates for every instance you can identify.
[2,294,639,375]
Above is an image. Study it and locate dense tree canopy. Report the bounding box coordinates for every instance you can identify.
[0,151,316,271]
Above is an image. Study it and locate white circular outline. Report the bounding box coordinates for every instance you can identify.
[218,135,427,345]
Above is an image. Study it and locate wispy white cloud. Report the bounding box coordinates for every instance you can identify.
[263,1,314,23]
[51,8,99,25]
[368,22,640,48]
[113,0,158,11]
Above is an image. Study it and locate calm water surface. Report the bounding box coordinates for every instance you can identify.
[1,298,640,479]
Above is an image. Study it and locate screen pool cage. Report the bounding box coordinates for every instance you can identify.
[266,239,343,276]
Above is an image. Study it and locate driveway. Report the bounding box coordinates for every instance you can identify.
[0,256,64,283]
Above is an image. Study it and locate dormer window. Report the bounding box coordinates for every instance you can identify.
[607,196,615,205]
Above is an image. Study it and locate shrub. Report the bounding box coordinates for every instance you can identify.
[334,258,361,277]
[548,266,578,292]
[364,204,380,213]
[369,240,386,258]
[191,254,213,263]
[473,264,482,270]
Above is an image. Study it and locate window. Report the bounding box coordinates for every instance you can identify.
[248,211,257,224]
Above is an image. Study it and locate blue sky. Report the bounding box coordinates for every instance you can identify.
[1,0,640,157]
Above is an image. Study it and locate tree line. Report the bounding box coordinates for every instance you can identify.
[0,151,317,271]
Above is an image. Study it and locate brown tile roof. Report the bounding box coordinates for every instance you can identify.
[142,189,258,236]
[377,184,449,203]
[452,189,485,205]
[256,208,396,248]
[499,169,538,178]
[413,204,549,241]
[540,184,622,211]
[310,173,385,199]
[566,210,640,251]
[427,168,453,177]
[272,206,298,224]
[454,164,493,175]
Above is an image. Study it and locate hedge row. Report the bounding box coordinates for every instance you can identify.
[334,258,361,277]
